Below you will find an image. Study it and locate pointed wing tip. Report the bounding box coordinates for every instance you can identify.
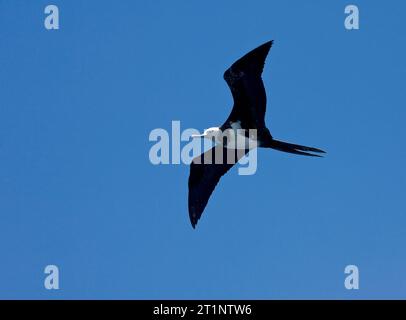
[262,40,274,50]
[265,40,274,55]
[190,215,198,229]
[252,40,274,56]
[223,40,275,80]
[189,208,200,229]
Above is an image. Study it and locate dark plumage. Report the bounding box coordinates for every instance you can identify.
[188,41,325,228]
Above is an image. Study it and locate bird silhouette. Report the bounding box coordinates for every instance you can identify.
[188,40,325,228]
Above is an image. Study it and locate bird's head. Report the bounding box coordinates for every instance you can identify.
[191,127,221,140]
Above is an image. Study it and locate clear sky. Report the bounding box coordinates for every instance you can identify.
[0,0,405,299]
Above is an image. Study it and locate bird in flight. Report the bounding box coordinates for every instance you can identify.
[188,40,325,228]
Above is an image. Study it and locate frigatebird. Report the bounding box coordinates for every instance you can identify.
[188,40,325,228]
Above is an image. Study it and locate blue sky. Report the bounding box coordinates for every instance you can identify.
[0,0,405,299]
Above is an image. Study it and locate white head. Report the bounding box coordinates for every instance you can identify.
[191,127,221,140]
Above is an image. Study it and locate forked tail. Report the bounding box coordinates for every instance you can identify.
[268,139,326,157]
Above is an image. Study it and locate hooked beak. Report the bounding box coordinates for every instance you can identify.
[191,133,205,138]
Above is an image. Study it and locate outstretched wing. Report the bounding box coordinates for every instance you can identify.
[222,40,273,130]
[188,146,248,228]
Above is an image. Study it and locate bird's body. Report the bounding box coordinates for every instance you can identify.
[205,121,260,149]
[188,40,325,228]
